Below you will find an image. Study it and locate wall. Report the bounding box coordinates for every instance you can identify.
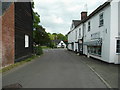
[15,2,33,61]
[110,1,119,64]
[118,1,120,64]
[2,3,15,67]
[83,5,111,63]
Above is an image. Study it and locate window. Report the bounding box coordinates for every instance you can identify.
[79,28,81,38]
[88,46,101,56]
[88,21,91,32]
[99,13,104,27]
[75,31,77,40]
[25,35,29,48]
[116,40,120,53]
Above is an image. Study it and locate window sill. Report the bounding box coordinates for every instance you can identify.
[116,53,120,55]
[25,47,29,48]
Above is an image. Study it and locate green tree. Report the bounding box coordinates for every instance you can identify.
[32,2,51,46]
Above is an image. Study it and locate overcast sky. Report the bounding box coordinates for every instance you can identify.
[33,0,107,35]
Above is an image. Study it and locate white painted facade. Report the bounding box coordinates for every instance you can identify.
[67,0,120,64]
[57,41,66,48]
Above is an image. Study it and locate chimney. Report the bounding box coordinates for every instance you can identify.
[81,12,87,20]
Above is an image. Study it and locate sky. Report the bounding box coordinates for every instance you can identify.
[33,0,107,35]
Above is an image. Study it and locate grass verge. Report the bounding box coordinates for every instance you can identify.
[0,55,40,73]
[41,46,51,49]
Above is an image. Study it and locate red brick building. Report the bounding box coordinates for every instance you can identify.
[1,2,33,67]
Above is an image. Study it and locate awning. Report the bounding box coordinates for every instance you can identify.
[83,39,102,46]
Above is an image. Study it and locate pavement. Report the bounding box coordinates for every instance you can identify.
[2,49,118,88]
[79,54,119,88]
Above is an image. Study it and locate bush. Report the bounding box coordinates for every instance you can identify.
[48,42,54,48]
[34,46,43,55]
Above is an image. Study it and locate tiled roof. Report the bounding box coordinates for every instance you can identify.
[72,20,81,28]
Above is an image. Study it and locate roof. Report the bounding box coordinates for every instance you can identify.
[76,1,110,28]
[67,1,111,35]
[72,20,81,28]
[52,39,61,44]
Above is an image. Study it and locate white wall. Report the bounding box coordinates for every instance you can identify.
[118,1,120,64]
[68,27,76,50]
[83,5,111,63]
[74,25,83,52]
[68,1,120,64]
[109,1,119,63]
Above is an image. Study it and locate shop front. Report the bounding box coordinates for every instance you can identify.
[84,38,102,57]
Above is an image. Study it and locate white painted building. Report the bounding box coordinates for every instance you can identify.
[57,41,66,48]
[67,0,120,64]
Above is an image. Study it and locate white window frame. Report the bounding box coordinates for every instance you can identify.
[25,35,29,48]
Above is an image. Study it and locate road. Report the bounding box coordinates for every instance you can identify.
[3,49,107,88]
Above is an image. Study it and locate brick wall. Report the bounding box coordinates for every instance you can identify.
[2,3,15,67]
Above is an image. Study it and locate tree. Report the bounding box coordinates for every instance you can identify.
[32,2,51,46]
[57,33,67,41]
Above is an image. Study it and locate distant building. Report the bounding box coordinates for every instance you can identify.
[1,2,33,67]
[67,1,120,64]
[57,41,66,48]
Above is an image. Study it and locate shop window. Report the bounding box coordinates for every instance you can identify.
[88,46,101,56]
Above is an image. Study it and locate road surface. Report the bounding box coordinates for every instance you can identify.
[3,49,107,88]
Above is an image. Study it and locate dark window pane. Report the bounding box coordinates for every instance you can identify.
[116,40,120,53]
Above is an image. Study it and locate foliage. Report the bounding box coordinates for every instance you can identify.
[33,12,40,29]
[33,26,51,46]
[48,42,55,48]
[34,46,43,55]
[57,33,67,41]
[48,33,67,41]
[32,2,67,47]
[41,46,51,49]
[32,2,51,46]
[47,33,68,48]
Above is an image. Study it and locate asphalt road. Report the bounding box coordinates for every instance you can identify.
[3,49,107,88]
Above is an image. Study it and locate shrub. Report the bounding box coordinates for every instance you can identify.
[48,42,54,48]
[34,46,43,55]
